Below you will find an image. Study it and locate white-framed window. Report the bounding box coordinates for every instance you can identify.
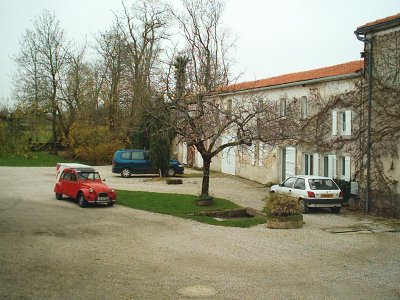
[303,154,314,175]
[340,156,351,181]
[342,111,352,136]
[303,153,320,175]
[300,96,308,119]
[332,110,352,136]
[323,154,337,179]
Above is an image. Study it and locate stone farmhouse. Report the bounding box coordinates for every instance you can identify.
[176,13,400,217]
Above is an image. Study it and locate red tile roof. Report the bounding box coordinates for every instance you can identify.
[217,61,364,94]
[357,13,400,30]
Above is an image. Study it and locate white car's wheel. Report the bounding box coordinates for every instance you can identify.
[299,199,309,214]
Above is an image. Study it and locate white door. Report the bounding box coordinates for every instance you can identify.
[182,142,188,164]
[285,147,296,179]
[221,136,236,175]
[196,151,204,168]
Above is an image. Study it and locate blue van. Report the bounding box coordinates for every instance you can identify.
[112,149,184,177]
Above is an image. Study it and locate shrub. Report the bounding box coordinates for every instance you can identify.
[334,179,352,202]
[0,119,30,157]
[68,125,123,165]
[264,193,301,217]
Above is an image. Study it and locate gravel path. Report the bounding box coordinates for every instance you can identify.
[0,166,399,299]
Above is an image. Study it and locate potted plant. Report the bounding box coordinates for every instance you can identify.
[264,193,303,229]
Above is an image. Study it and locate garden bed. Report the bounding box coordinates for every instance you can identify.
[197,207,266,219]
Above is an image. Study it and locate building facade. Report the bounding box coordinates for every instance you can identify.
[175,13,400,217]
[354,13,400,217]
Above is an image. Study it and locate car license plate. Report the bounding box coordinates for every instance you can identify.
[98,196,108,201]
[320,194,333,198]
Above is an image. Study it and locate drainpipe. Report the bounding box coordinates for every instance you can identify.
[355,32,373,213]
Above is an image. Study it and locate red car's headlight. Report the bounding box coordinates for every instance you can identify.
[89,188,94,193]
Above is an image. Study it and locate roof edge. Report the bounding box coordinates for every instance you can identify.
[356,13,400,34]
[213,72,363,97]
[213,60,364,95]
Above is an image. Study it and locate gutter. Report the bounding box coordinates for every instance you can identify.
[355,31,373,213]
[212,72,363,98]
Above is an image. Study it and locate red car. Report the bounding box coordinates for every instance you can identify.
[54,166,117,208]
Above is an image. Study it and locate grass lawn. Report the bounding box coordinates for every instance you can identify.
[117,190,267,228]
[0,152,77,167]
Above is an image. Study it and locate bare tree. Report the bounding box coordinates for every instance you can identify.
[163,0,294,203]
[59,44,89,143]
[14,10,70,153]
[94,26,125,131]
[93,0,169,142]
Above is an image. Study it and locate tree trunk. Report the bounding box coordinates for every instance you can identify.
[201,156,212,197]
[52,109,58,155]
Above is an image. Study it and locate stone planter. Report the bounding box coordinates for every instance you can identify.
[266,214,303,229]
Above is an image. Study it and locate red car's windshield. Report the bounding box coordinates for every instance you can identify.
[78,172,101,180]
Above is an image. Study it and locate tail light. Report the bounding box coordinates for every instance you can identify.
[339,191,344,198]
[307,191,315,198]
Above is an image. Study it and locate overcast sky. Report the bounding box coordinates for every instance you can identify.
[0,0,398,105]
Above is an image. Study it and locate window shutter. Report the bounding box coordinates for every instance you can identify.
[301,96,308,119]
[344,156,351,181]
[344,111,352,136]
[328,154,337,179]
[280,98,286,117]
[251,145,256,166]
[313,153,319,176]
[258,143,265,167]
[182,142,188,164]
[332,111,338,136]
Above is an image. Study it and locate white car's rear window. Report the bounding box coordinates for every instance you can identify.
[308,179,339,190]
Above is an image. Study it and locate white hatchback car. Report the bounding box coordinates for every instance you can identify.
[270,175,344,214]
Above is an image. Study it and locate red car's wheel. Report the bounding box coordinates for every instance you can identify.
[78,193,87,208]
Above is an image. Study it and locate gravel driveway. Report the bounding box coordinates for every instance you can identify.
[0,166,399,299]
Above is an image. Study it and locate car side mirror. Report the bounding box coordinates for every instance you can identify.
[103,179,106,182]
[279,183,283,187]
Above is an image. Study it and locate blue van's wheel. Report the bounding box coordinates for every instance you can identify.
[167,168,176,177]
[121,168,131,178]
